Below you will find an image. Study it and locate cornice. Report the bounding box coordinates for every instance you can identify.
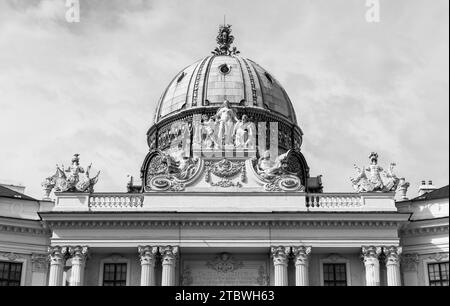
[0,223,51,236]
[400,224,449,237]
[44,219,403,229]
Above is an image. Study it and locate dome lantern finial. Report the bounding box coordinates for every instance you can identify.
[212,23,240,56]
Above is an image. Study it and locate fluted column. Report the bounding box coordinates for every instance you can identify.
[271,246,291,286]
[362,246,382,286]
[68,246,88,286]
[138,245,158,286]
[292,246,311,286]
[160,246,179,286]
[47,246,68,286]
[383,246,402,286]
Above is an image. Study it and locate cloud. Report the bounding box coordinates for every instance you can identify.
[0,0,448,199]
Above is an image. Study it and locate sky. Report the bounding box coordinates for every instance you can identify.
[0,0,448,199]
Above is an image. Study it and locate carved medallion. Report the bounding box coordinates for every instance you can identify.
[206,253,244,273]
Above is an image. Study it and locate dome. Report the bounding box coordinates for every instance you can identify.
[140,25,318,193]
[146,24,303,156]
[154,55,298,125]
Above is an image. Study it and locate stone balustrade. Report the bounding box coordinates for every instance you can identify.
[306,193,363,209]
[88,194,144,209]
[52,191,396,212]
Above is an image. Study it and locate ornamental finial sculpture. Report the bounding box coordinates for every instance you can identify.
[350,152,401,193]
[212,24,240,56]
[42,154,100,198]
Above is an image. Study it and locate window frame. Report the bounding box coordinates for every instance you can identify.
[98,255,130,286]
[319,255,352,286]
[426,261,449,286]
[0,254,27,286]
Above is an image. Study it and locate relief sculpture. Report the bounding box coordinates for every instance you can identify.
[145,150,201,192]
[253,150,305,192]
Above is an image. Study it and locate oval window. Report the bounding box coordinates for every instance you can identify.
[219,64,231,75]
[177,72,186,83]
[265,72,273,84]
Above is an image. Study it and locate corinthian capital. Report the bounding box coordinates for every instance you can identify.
[47,246,68,265]
[383,246,402,265]
[68,245,89,264]
[292,246,312,265]
[138,245,158,265]
[361,246,382,264]
[159,245,179,265]
[271,246,291,266]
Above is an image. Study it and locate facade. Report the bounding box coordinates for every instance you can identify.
[0,184,51,286]
[397,183,449,286]
[0,25,448,286]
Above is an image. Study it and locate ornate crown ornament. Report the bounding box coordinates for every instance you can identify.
[42,154,100,198]
[212,24,240,56]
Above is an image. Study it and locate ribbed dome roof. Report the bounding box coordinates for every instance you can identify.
[154,54,297,125]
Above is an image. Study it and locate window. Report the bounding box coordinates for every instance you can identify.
[102,263,127,286]
[323,263,347,286]
[0,261,22,286]
[428,262,449,286]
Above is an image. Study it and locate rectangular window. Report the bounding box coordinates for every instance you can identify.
[323,263,347,286]
[102,263,127,286]
[428,262,449,286]
[0,261,22,286]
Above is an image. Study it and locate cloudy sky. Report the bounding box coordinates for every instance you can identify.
[0,0,448,199]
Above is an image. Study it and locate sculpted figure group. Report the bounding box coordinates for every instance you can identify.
[194,100,256,151]
[42,154,100,197]
[350,152,400,193]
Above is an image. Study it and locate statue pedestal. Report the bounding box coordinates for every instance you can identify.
[53,192,90,211]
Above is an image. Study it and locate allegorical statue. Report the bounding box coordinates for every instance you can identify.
[42,154,100,197]
[215,100,237,148]
[256,150,289,180]
[202,114,219,149]
[350,152,401,193]
[64,154,85,186]
[233,115,256,149]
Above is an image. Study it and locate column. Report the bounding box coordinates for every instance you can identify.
[138,245,158,286]
[383,246,402,286]
[68,246,88,286]
[160,245,179,286]
[271,246,291,286]
[47,246,68,286]
[362,246,382,286]
[292,246,311,286]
